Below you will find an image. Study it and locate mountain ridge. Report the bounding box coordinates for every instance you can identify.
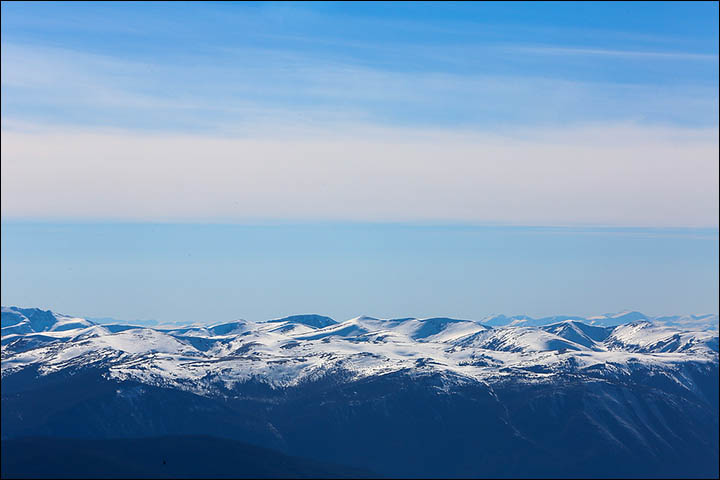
[3,305,717,395]
[3,306,718,332]
[2,305,718,478]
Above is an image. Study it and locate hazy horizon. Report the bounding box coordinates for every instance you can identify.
[2,222,717,324]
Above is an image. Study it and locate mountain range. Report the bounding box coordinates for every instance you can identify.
[2,306,718,478]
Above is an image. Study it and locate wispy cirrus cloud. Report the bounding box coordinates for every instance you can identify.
[2,41,718,133]
[505,45,719,61]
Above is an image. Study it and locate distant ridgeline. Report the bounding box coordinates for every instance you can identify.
[2,306,718,478]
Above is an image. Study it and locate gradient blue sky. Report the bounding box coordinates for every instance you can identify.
[2,223,718,323]
[2,1,719,130]
[1,2,718,322]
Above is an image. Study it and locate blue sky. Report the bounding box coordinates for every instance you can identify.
[2,1,718,131]
[1,2,718,321]
[2,222,718,323]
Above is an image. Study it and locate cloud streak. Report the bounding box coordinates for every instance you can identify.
[2,42,718,134]
[2,4,717,228]
[506,45,719,61]
[2,123,717,227]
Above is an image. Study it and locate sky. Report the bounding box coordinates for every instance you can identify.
[2,223,718,323]
[1,2,718,322]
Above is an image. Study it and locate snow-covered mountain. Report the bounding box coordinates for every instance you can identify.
[0,307,713,389]
[2,306,718,478]
[3,306,717,393]
[480,310,719,330]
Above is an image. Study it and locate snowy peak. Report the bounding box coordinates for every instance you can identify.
[541,321,612,349]
[652,314,719,332]
[475,311,717,330]
[480,312,635,328]
[401,317,486,342]
[457,327,588,353]
[1,306,95,336]
[480,314,532,327]
[606,321,718,353]
[263,314,337,329]
[293,318,372,341]
[586,310,649,326]
[207,321,251,336]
